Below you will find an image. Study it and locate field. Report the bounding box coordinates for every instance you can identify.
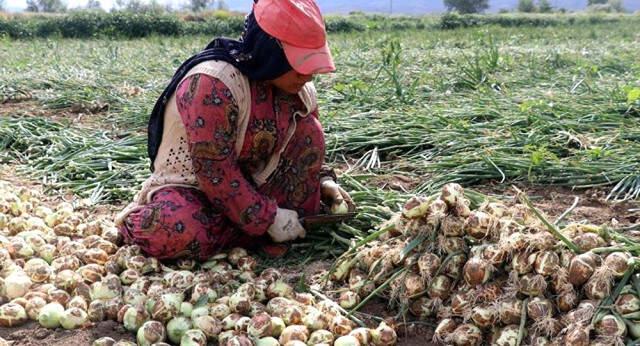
[1,13,640,346]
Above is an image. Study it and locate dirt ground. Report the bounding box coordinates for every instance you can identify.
[0,171,638,345]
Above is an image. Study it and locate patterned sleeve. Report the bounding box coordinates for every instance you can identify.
[175,74,277,236]
[308,108,337,183]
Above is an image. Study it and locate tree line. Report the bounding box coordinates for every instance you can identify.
[0,0,228,13]
[444,0,627,13]
[0,0,630,14]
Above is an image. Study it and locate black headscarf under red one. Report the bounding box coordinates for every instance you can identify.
[147,10,292,171]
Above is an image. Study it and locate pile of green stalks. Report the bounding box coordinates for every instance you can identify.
[0,117,149,203]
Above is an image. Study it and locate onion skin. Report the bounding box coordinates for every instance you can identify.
[433,318,457,343]
[463,257,491,286]
[595,314,626,337]
[564,324,590,346]
[568,252,599,286]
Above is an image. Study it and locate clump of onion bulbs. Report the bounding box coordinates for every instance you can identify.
[324,182,640,345]
[0,180,397,346]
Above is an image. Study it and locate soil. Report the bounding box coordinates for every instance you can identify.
[1,100,111,130]
[0,321,134,346]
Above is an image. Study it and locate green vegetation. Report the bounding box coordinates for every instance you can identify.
[1,15,639,234]
[1,10,637,39]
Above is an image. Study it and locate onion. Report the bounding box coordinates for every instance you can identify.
[176,259,196,271]
[519,273,547,297]
[563,324,590,346]
[584,273,612,300]
[256,336,280,346]
[38,302,64,328]
[264,317,282,337]
[167,316,193,344]
[463,257,492,286]
[433,318,457,343]
[222,313,243,330]
[24,258,51,283]
[92,337,116,346]
[527,298,554,321]
[450,292,472,317]
[167,271,194,290]
[331,200,350,215]
[471,305,497,328]
[68,296,88,311]
[224,334,254,346]
[267,281,294,299]
[180,329,207,346]
[25,296,47,320]
[428,275,452,300]
[345,328,368,346]
[448,323,482,346]
[151,293,182,322]
[260,268,282,284]
[190,306,208,320]
[595,314,626,337]
[512,251,536,275]
[442,253,467,280]
[409,297,434,319]
[339,291,361,309]
[77,264,105,284]
[491,325,519,346]
[308,329,334,344]
[193,315,222,340]
[279,325,309,344]
[88,299,107,322]
[123,305,149,332]
[568,252,599,286]
[441,216,465,237]
[210,302,231,320]
[123,288,146,308]
[91,280,122,301]
[533,251,559,276]
[228,293,251,314]
[228,247,248,265]
[572,232,605,252]
[303,307,328,331]
[55,269,82,292]
[482,244,506,266]
[136,321,167,346]
[37,244,57,264]
[0,302,27,327]
[334,335,360,346]
[464,211,493,240]
[180,302,194,317]
[604,252,631,277]
[5,272,32,299]
[60,307,88,329]
[417,253,440,280]
[191,283,217,304]
[615,293,640,314]
[293,292,315,306]
[234,316,251,332]
[440,237,468,254]
[556,289,578,312]
[119,269,140,285]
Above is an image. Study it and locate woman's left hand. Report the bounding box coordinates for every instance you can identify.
[320,179,355,212]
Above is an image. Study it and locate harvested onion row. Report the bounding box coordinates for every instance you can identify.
[0,180,396,346]
[323,182,640,345]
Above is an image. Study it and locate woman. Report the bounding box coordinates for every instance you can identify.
[115,0,353,260]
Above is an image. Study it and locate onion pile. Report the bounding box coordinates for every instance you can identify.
[323,183,640,345]
[0,180,396,346]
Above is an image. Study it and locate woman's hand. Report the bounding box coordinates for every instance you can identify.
[320,179,354,213]
[267,208,306,243]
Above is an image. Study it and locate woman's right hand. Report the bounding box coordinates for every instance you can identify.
[267,208,306,243]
